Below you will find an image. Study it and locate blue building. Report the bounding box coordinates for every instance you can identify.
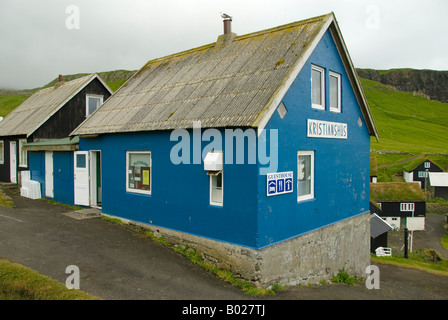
[71,13,378,286]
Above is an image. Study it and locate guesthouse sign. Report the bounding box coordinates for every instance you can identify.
[267,171,293,196]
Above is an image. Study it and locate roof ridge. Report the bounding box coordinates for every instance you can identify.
[136,13,333,72]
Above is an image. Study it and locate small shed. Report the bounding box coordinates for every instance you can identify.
[370,212,394,253]
[428,172,448,200]
[370,182,426,230]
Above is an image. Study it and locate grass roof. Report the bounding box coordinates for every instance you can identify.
[370,182,425,201]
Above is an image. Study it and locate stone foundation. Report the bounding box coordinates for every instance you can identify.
[108,212,370,287]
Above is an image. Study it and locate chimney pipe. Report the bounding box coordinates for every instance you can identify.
[58,74,63,82]
[223,18,232,34]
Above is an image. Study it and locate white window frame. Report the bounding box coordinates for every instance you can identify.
[209,171,223,206]
[126,151,151,195]
[418,171,428,178]
[424,161,430,169]
[297,151,314,202]
[0,140,4,164]
[329,71,341,113]
[400,203,415,212]
[18,139,28,167]
[86,94,104,116]
[311,65,325,110]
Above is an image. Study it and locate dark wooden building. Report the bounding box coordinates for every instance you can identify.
[370,182,426,231]
[0,74,112,183]
[403,159,443,189]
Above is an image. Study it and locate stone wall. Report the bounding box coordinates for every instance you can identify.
[427,203,448,214]
[113,212,371,287]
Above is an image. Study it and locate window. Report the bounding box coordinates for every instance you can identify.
[209,171,223,206]
[126,151,151,195]
[329,71,341,113]
[418,171,428,178]
[311,65,325,110]
[400,203,415,212]
[0,141,3,164]
[76,153,86,168]
[424,161,430,169]
[86,94,103,116]
[19,139,28,167]
[297,151,314,202]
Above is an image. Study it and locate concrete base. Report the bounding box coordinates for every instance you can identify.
[107,212,370,287]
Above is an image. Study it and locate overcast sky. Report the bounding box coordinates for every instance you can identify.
[0,0,447,90]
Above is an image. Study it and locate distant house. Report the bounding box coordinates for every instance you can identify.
[0,74,112,203]
[403,159,443,189]
[68,13,378,286]
[428,172,448,200]
[370,182,426,231]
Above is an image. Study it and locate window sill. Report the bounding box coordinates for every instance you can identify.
[126,189,151,196]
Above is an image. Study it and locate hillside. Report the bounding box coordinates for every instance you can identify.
[361,77,448,155]
[357,68,448,104]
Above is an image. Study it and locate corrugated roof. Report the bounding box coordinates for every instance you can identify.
[0,74,107,137]
[371,213,393,238]
[72,13,377,138]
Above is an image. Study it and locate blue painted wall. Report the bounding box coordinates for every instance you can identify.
[29,152,45,194]
[77,29,371,250]
[256,30,371,247]
[80,131,259,247]
[29,151,75,205]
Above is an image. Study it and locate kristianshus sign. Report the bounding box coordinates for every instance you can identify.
[307,119,347,139]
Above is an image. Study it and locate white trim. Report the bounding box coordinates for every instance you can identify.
[90,150,102,207]
[329,71,341,113]
[126,151,152,195]
[255,14,334,137]
[209,170,223,206]
[311,64,325,110]
[297,151,314,202]
[9,141,17,183]
[400,203,415,212]
[86,94,104,116]
[18,139,28,167]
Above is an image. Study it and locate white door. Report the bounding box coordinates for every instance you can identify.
[9,141,16,183]
[89,151,101,207]
[74,151,89,206]
[45,151,54,198]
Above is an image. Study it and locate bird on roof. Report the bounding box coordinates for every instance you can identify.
[220,12,232,20]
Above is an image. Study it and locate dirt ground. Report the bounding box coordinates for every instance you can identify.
[1,185,447,300]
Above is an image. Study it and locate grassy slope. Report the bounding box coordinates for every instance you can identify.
[361,77,448,154]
